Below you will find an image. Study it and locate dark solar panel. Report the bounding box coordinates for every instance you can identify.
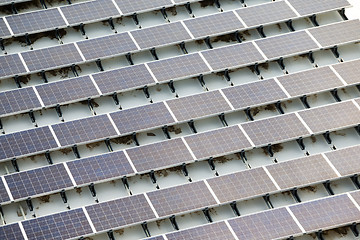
[222,78,288,109]
[23,208,93,240]
[21,44,83,72]
[332,59,360,85]
[115,0,173,14]
[86,194,156,231]
[229,208,303,240]
[6,8,66,35]
[36,76,99,106]
[126,138,194,172]
[0,18,11,38]
[290,194,360,232]
[110,102,175,134]
[166,90,232,121]
[0,179,10,203]
[277,66,344,97]
[131,22,192,49]
[0,223,25,240]
[0,54,27,78]
[287,0,351,16]
[184,125,252,159]
[325,145,360,176]
[52,115,118,146]
[92,64,155,95]
[207,167,277,203]
[298,101,360,134]
[201,42,265,71]
[147,181,217,217]
[0,126,58,161]
[68,151,135,185]
[147,53,210,82]
[0,87,42,117]
[242,113,310,146]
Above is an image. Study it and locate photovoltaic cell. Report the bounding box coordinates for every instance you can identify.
[23,208,93,240]
[21,44,83,72]
[0,54,27,78]
[86,194,156,231]
[266,154,338,190]
[166,90,232,121]
[0,87,42,116]
[0,126,58,161]
[325,145,360,176]
[332,59,360,85]
[229,208,302,240]
[166,221,235,240]
[298,101,360,134]
[0,223,24,240]
[0,179,10,203]
[0,18,11,38]
[147,53,210,82]
[110,102,175,134]
[147,181,217,217]
[36,76,99,106]
[93,64,155,94]
[201,42,265,71]
[290,194,360,232]
[277,66,344,97]
[127,138,194,172]
[131,22,192,49]
[287,0,351,16]
[222,78,288,109]
[255,31,319,59]
[184,126,252,159]
[207,167,277,203]
[5,164,73,200]
[184,11,244,38]
[242,113,310,146]
[115,0,173,14]
[236,1,297,28]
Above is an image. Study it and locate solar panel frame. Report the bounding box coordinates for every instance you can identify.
[332,59,360,85]
[0,18,11,38]
[115,0,173,15]
[0,179,11,203]
[287,0,351,16]
[325,145,360,176]
[0,54,27,79]
[144,236,165,240]
[0,223,25,240]
[0,0,30,6]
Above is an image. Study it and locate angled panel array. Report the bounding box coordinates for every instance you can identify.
[0,180,10,203]
[0,223,24,240]
[332,59,360,85]
[0,54,27,78]
[114,0,173,14]
[287,0,351,16]
[325,145,360,176]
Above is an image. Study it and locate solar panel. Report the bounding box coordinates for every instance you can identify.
[0,87,42,117]
[289,194,360,232]
[22,208,93,240]
[21,44,83,72]
[266,154,338,190]
[236,1,297,28]
[0,223,25,240]
[110,102,175,134]
[228,208,303,240]
[207,167,278,203]
[0,179,10,203]
[60,0,120,25]
[184,125,252,159]
[85,194,156,231]
[35,76,99,107]
[222,78,288,109]
[147,181,217,217]
[241,113,310,146]
[325,145,360,176]
[298,101,360,134]
[0,18,11,38]
[166,90,232,121]
[6,8,66,35]
[5,164,73,200]
[332,59,360,85]
[131,22,192,49]
[52,115,118,146]
[0,54,27,78]
[308,20,360,48]
[287,0,351,16]
[115,0,173,14]
[0,126,58,161]
[201,42,265,71]
[126,138,194,172]
[351,191,360,206]
[145,236,165,240]
[183,11,244,39]
[147,53,210,82]
[277,66,344,97]
[77,33,138,61]
[166,221,235,240]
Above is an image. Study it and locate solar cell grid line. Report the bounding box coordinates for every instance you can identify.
[0,18,11,38]
[325,145,360,176]
[184,125,252,160]
[298,101,360,134]
[332,59,360,85]
[85,194,156,231]
[147,181,217,217]
[51,114,118,146]
[22,208,93,240]
[110,102,175,134]
[130,22,192,49]
[206,167,278,203]
[0,223,25,240]
[228,207,303,240]
[115,0,173,15]
[289,194,360,232]
[126,138,194,172]
[0,177,11,203]
[221,78,288,110]
[0,54,27,78]
[287,0,351,16]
